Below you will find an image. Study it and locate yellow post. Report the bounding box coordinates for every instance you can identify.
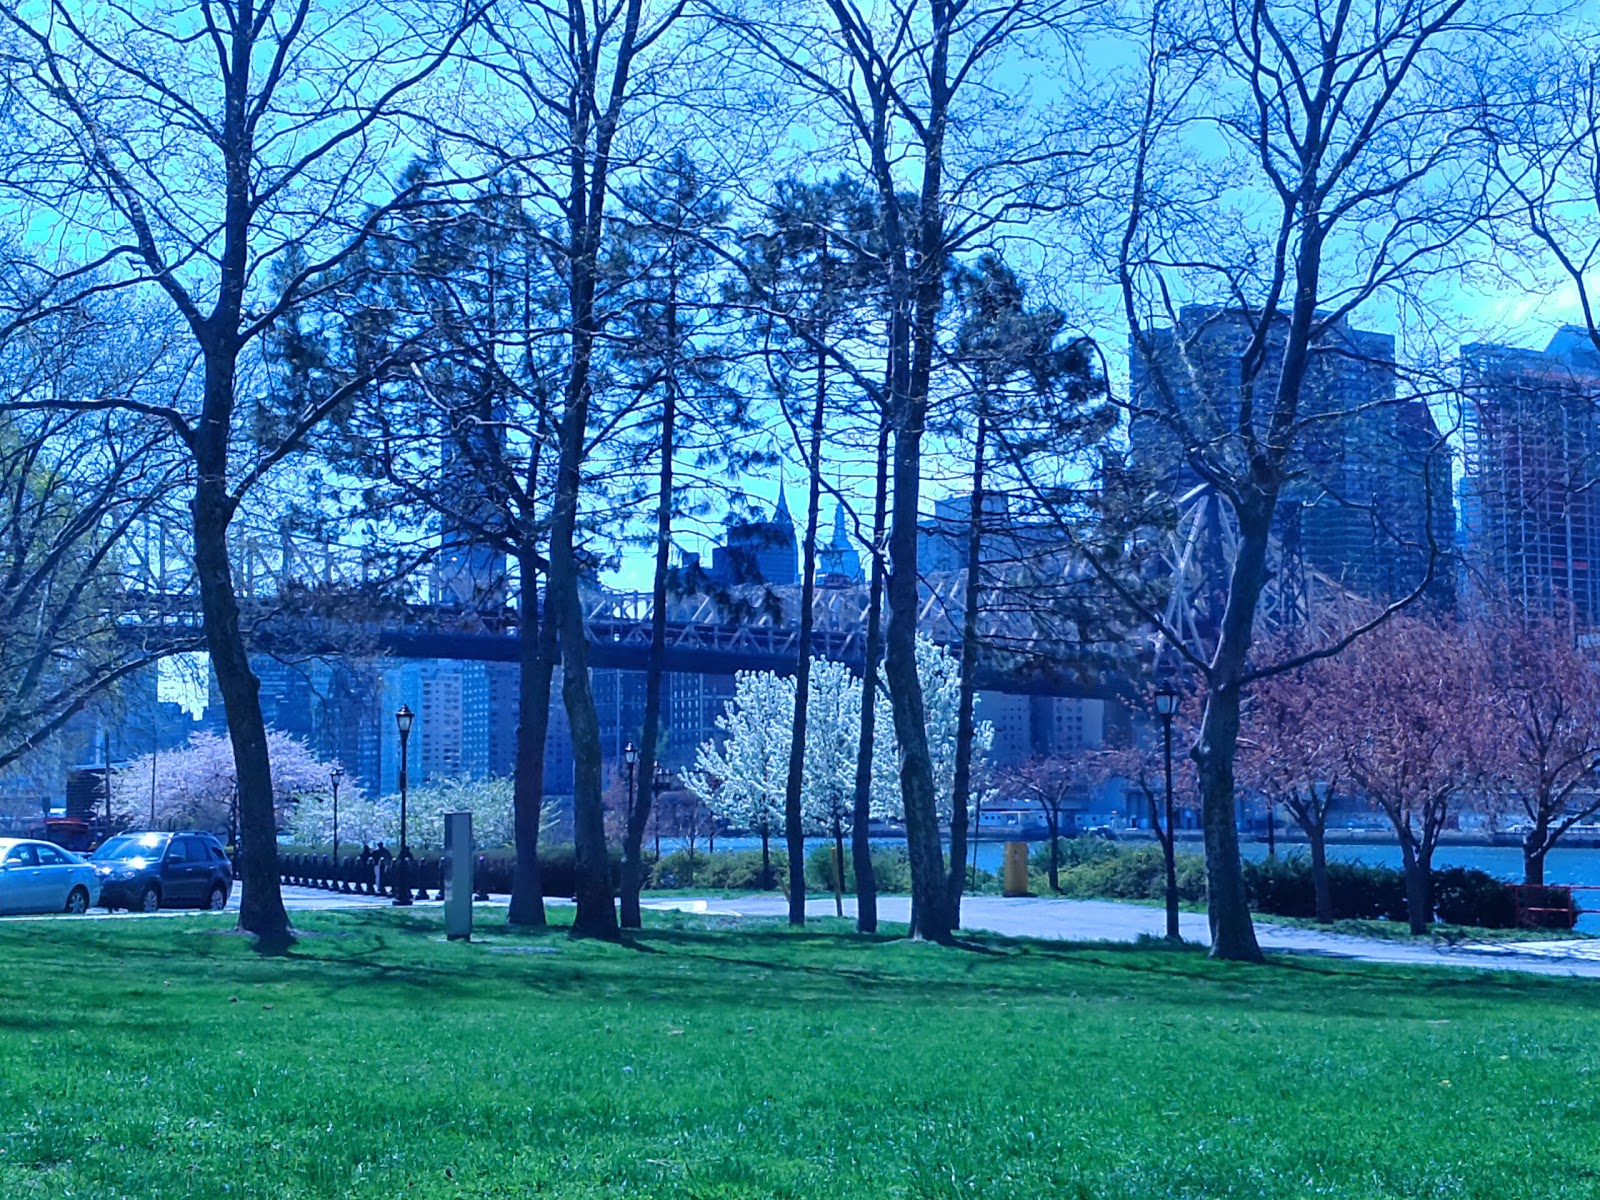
[1002,841,1031,897]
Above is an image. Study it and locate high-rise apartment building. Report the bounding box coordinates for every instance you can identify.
[1462,327,1600,625]
[1130,305,1454,608]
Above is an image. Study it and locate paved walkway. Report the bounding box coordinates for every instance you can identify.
[30,887,1600,978]
[639,894,1600,979]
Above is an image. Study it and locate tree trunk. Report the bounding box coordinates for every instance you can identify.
[833,815,845,917]
[1400,838,1431,935]
[947,416,986,922]
[761,825,772,891]
[508,547,553,927]
[1309,822,1332,924]
[780,352,828,925]
[621,306,679,930]
[193,353,289,949]
[1047,810,1061,893]
[1194,681,1260,961]
[550,344,616,940]
[1191,498,1271,963]
[1523,835,1547,887]
[850,420,889,933]
[883,269,955,943]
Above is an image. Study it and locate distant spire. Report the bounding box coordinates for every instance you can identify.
[831,503,850,548]
[774,480,794,526]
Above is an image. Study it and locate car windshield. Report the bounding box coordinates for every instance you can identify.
[93,833,168,861]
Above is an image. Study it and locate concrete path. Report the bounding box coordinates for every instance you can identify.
[640,893,1600,979]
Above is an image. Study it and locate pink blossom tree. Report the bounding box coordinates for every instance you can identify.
[1239,645,1346,923]
[112,731,347,838]
[1470,607,1600,885]
[998,756,1081,894]
[1329,617,1483,933]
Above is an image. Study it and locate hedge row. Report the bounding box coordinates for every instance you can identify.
[1025,840,1527,929]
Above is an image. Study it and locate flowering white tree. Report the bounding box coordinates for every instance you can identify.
[112,731,344,835]
[875,636,994,821]
[692,639,993,859]
[287,775,528,852]
[802,659,861,835]
[691,670,794,885]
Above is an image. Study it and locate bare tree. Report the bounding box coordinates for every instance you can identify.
[0,0,484,946]
[1482,26,1600,355]
[0,289,193,769]
[455,0,695,939]
[715,0,1105,943]
[1054,0,1517,958]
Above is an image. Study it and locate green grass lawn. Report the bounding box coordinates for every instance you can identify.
[4,911,1600,1198]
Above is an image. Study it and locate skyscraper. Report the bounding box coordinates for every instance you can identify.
[708,489,798,586]
[1462,327,1600,625]
[1130,305,1453,608]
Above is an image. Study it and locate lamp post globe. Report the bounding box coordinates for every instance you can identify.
[393,705,415,907]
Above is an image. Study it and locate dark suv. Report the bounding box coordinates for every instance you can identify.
[91,831,233,913]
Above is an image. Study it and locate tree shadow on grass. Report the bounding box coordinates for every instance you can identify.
[1012,936,1600,1021]
[22,907,1600,1026]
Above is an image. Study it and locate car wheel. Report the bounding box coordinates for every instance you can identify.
[138,886,160,914]
[206,884,228,911]
[64,887,90,915]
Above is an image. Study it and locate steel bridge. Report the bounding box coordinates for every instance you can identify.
[116,488,1369,704]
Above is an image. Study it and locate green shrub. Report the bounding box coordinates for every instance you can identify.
[1238,855,1524,927]
[1242,854,1319,918]
[1049,844,1207,903]
[869,845,913,894]
[1029,837,1119,875]
[807,843,846,892]
[1242,854,1409,921]
[964,865,1001,895]
[1328,861,1408,921]
[797,842,920,894]
[650,848,785,890]
[531,843,626,897]
[1432,867,1518,929]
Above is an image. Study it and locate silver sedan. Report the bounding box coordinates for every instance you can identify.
[0,838,101,915]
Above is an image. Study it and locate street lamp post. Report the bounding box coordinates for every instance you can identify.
[652,762,666,859]
[1154,687,1181,942]
[393,704,414,907]
[330,765,344,890]
[623,741,638,839]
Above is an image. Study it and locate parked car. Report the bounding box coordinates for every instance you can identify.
[91,831,233,913]
[0,838,101,915]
